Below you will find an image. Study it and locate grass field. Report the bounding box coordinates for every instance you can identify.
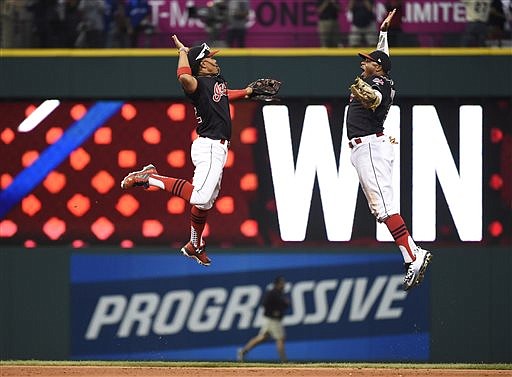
[1,361,511,377]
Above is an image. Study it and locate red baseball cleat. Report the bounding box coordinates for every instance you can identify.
[120,164,158,189]
[180,241,211,266]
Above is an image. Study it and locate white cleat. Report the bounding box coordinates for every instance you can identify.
[403,248,433,291]
[237,348,245,362]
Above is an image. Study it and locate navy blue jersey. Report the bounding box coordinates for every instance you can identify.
[262,287,289,319]
[346,74,395,139]
[186,75,232,140]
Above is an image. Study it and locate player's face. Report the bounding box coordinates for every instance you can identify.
[201,58,220,75]
[360,58,380,78]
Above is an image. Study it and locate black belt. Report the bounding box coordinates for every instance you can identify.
[349,132,384,149]
[198,136,231,148]
[220,139,231,148]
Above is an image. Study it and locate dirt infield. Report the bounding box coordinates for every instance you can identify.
[1,366,511,377]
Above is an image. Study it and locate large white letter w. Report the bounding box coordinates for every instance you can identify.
[262,105,359,241]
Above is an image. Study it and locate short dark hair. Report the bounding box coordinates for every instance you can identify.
[274,276,285,285]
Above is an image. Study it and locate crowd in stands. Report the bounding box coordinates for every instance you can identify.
[1,0,153,48]
[1,0,511,48]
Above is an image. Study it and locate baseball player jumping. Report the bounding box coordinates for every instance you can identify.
[346,9,432,290]
[120,35,280,266]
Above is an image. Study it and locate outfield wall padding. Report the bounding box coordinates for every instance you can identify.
[0,246,510,362]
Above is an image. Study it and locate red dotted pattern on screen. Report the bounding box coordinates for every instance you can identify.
[0,100,264,248]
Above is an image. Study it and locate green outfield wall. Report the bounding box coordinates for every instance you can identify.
[0,250,69,360]
[1,48,511,98]
[0,246,511,362]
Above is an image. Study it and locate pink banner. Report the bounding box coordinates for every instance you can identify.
[148,0,466,47]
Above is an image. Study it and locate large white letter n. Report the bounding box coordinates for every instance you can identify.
[412,105,482,241]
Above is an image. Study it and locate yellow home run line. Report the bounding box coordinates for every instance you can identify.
[2,47,511,58]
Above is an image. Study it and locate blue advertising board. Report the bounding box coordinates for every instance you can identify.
[71,251,429,361]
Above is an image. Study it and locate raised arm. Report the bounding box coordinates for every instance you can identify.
[376,9,396,55]
[171,34,197,94]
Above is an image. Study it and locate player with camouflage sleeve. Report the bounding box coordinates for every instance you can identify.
[346,9,432,290]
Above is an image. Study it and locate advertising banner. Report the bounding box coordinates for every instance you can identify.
[146,0,466,47]
[71,251,430,361]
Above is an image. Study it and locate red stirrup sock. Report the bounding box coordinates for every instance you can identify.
[384,214,417,263]
[151,175,193,202]
[190,206,208,247]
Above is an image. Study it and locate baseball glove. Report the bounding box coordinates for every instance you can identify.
[350,76,380,111]
[248,78,282,101]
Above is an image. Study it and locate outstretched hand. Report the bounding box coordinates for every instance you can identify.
[172,34,188,51]
[380,9,396,32]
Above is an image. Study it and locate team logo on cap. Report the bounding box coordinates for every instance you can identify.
[195,43,211,61]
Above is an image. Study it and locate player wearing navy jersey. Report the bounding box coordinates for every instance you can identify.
[346,9,432,290]
[121,35,256,266]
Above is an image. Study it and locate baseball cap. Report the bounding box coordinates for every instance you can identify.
[358,50,391,73]
[187,42,219,75]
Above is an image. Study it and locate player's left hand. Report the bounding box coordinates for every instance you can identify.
[380,9,396,32]
[172,34,188,52]
[247,78,282,102]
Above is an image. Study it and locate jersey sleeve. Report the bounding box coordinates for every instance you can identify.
[186,77,203,102]
[376,31,389,55]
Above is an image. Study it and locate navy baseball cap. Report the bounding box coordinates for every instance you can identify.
[358,50,391,73]
[187,42,219,75]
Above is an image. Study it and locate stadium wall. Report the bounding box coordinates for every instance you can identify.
[1,50,511,362]
[1,247,511,362]
[1,49,511,99]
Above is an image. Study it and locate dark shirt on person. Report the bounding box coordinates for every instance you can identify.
[346,74,395,139]
[185,75,232,141]
[317,0,339,20]
[262,287,289,319]
[351,0,376,28]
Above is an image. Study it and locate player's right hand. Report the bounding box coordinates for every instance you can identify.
[380,9,396,32]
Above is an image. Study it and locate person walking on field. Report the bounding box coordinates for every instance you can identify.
[237,276,290,362]
[121,34,280,267]
[345,9,432,291]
